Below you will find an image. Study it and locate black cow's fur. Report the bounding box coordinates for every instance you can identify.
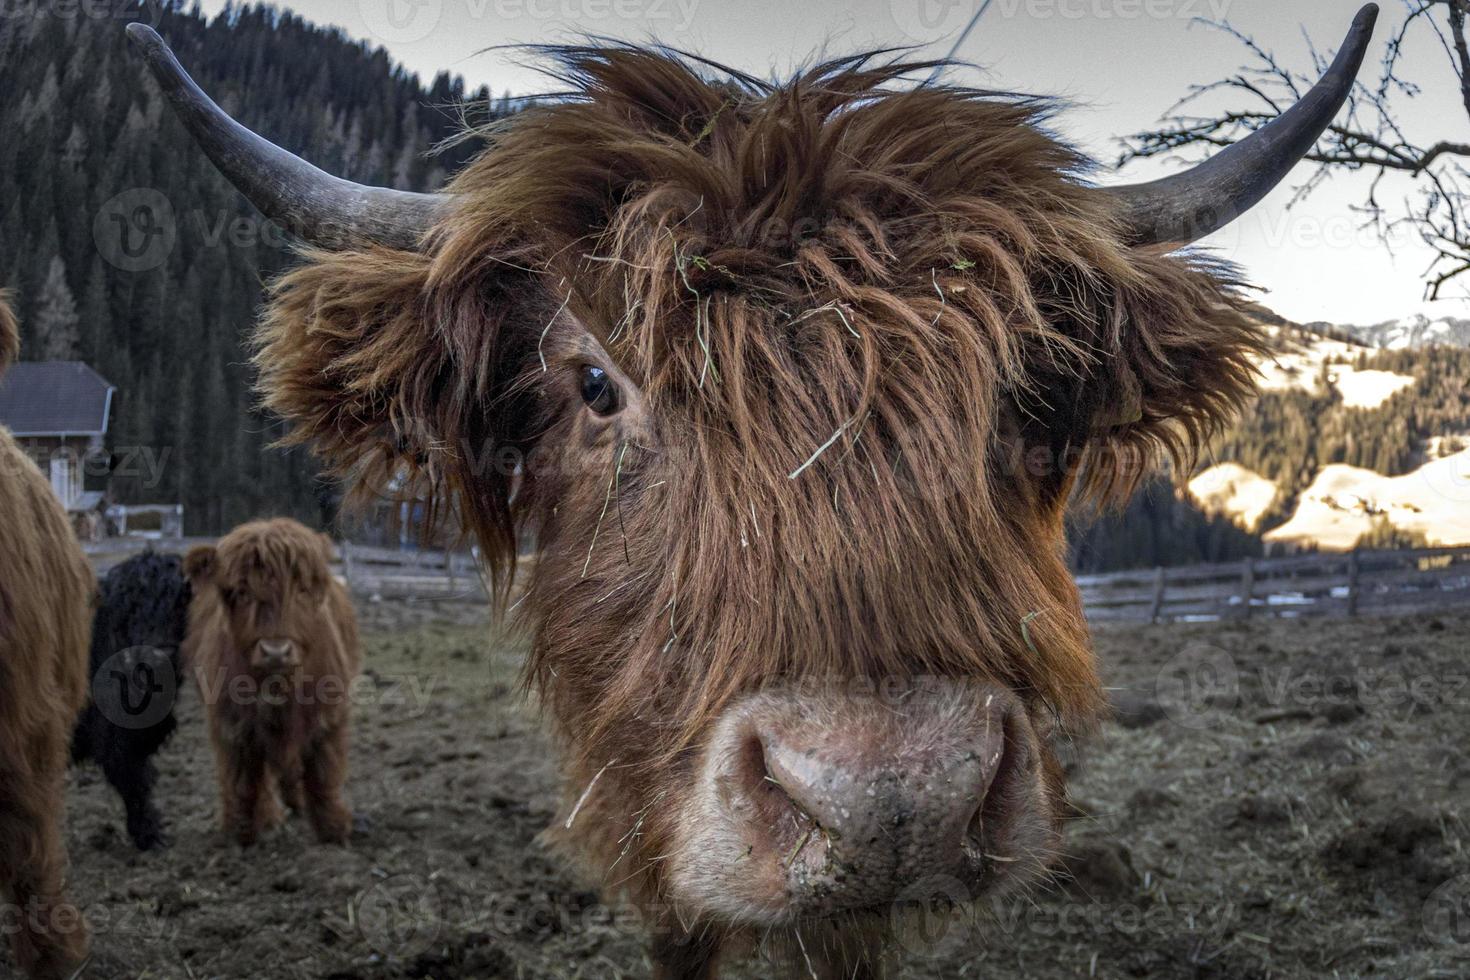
[71,552,190,850]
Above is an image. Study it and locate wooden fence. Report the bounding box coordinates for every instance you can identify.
[335,542,489,601]
[87,538,1470,619]
[83,538,490,602]
[1078,546,1470,624]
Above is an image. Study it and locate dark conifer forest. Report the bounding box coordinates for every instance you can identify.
[0,0,503,533]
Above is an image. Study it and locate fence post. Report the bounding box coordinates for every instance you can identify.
[1239,557,1255,620]
[341,541,354,591]
[1347,549,1361,617]
[1148,566,1166,624]
[446,546,456,592]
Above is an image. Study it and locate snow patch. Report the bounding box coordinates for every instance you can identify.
[1251,326,1413,408]
[1426,433,1470,460]
[1253,328,1361,396]
[1263,448,1470,551]
[1188,463,1279,531]
[1327,367,1415,409]
[1337,313,1470,350]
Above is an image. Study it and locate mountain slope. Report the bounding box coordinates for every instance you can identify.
[1318,314,1470,350]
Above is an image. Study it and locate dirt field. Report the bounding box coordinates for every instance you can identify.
[45,603,1470,979]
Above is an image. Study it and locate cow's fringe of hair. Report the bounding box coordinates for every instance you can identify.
[258,248,532,608]
[185,517,334,605]
[257,44,1264,587]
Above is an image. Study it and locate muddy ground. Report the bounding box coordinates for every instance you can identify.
[38,604,1470,979]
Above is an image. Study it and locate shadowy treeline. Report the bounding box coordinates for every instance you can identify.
[0,0,507,533]
[1068,479,1264,575]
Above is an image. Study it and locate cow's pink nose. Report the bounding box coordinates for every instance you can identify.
[760,729,993,865]
[254,639,296,667]
[701,685,1046,916]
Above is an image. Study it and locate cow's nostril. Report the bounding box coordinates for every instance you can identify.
[966,746,1005,848]
[759,739,836,831]
[966,710,1032,861]
[730,733,812,837]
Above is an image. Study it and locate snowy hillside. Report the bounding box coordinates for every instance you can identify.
[1263,448,1470,550]
[1255,327,1415,410]
[1185,319,1470,552]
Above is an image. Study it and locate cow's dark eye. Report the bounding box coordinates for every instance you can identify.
[580,365,618,416]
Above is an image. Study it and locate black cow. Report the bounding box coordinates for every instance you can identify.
[72,551,190,850]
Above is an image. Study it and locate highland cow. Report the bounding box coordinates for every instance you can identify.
[71,551,192,851]
[182,519,360,847]
[0,292,92,979]
[133,7,1377,977]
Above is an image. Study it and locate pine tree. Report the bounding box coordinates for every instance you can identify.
[78,257,109,364]
[33,255,80,361]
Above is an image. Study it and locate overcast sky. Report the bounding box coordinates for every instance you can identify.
[197,0,1463,326]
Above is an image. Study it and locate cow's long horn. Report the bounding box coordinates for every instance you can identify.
[126,23,445,249]
[1107,3,1378,246]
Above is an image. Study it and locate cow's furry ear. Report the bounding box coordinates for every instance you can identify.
[257,246,441,484]
[1078,252,1268,504]
[257,246,526,596]
[0,290,18,377]
[183,545,217,586]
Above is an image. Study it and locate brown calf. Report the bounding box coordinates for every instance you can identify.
[0,292,92,979]
[183,518,360,846]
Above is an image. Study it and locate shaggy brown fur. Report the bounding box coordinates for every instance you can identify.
[254,47,1266,974]
[183,519,360,847]
[0,291,16,375]
[0,293,93,979]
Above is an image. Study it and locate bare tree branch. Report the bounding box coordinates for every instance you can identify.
[1120,0,1470,302]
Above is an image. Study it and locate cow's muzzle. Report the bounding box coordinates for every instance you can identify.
[670,682,1058,924]
[249,638,301,673]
